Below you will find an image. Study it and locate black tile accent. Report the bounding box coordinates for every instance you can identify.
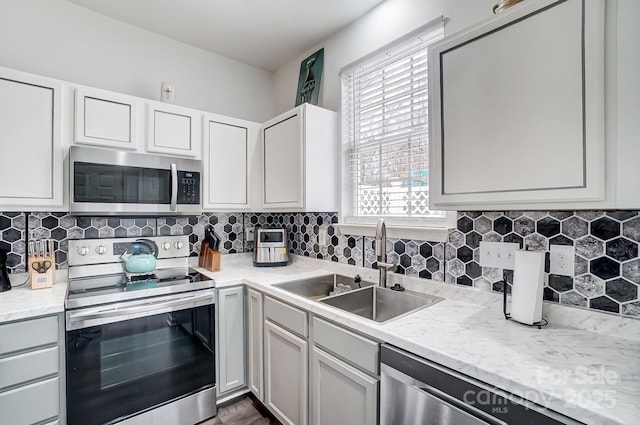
[537,217,560,238]
[457,216,473,233]
[457,246,473,263]
[457,275,472,286]
[549,274,573,293]
[549,235,574,246]
[466,232,482,249]
[493,216,512,235]
[544,287,559,302]
[591,217,621,241]
[589,296,620,313]
[606,238,638,262]
[606,211,638,221]
[590,257,620,280]
[605,278,638,303]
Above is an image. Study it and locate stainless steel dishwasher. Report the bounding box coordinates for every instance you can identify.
[380,344,582,425]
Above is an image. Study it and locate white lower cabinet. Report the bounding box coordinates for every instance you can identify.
[310,347,378,425]
[264,320,308,425]
[216,286,246,397]
[0,314,65,425]
[246,288,264,401]
[251,293,380,425]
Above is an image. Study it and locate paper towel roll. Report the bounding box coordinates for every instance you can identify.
[511,250,545,324]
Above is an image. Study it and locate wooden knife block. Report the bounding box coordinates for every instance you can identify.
[199,244,221,272]
[28,254,55,289]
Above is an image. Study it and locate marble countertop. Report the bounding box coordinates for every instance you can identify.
[1,255,637,424]
[0,270,68,323]
[196,254,639,425]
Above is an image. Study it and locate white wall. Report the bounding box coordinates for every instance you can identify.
[272,0,496,114]
[0,0,274,122]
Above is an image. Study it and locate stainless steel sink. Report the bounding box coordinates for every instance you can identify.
[274,274,374,300]
[320,286,443,323]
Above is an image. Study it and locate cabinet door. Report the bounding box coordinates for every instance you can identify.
[310,347,378,425]
[264,320,308,425]
[203,115,259,210]
[429,0,605,209]
[147,102,201,158]
[247,288,264,401]
[74,87,140,150]
[216,286,246,396]
[262,110,304,209]
[0,67,65,209]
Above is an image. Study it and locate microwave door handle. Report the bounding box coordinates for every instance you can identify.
[170,163,178,212]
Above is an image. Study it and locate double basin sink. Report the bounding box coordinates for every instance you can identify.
[274,274,443,323]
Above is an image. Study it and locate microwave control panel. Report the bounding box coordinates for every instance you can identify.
[177,171,201,204]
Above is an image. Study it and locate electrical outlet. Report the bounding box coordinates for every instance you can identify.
[549,245,574,276]
[479,242,519,269]
[319,230,327,245]
[245,226,255,242]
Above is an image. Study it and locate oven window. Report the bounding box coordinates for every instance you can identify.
[74,162,172,204]
[66,305,215,425]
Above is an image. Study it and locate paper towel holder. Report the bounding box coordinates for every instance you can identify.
[502,282,548,329]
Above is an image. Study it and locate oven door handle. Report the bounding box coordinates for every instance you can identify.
[66,292,214,330]
[170,163,178,212]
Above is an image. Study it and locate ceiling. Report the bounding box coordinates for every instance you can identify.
[64,0,385,71]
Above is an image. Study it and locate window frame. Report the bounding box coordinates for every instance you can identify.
[338,18,455,240]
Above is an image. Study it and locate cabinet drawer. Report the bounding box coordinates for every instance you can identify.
[312,317,378,375]
[0,346,58,390]
[0,315,59,355]
[0,377,59,425]
[265,296,307,337]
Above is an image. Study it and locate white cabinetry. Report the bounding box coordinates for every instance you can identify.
[0,67,66,210]
[264,296,308,425]
[203,115,260,210]
[216,286,246,397]
[264,321,308,425]
[146,102,201,158]
[74,86,141,150]
[310,347,378,425]
[429,0,607,210]
[261,104,337,211]
[310,317,379,425]
[0,314,65,425]
[246,288,264,401]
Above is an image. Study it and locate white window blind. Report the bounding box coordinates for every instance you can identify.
[342,21,445,222]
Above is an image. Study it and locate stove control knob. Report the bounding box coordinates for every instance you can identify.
[77,246,89,256]
[95,245,107,255]
[162,242,171,250]
[175,241,184,250]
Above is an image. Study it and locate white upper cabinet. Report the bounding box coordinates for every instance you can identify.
[74,87,141,150]
[0,67,67,210]
[203,114,260,210]
[261,104,337,211]
[429,0,607,210]
[146,102,202,159]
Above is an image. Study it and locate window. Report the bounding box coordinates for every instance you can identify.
[341,21,446,228]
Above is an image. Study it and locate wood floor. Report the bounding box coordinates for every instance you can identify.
[198,396,280,425]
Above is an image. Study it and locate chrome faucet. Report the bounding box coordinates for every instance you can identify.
[375,218,395,288]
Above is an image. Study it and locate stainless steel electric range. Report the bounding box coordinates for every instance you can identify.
[65,235,216,425]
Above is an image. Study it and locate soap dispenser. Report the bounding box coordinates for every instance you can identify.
[0,250,11,292]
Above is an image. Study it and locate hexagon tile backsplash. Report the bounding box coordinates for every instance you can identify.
[0,210,638,317]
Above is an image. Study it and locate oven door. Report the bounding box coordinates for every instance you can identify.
[66,291,215,425]
[69,145,201,216]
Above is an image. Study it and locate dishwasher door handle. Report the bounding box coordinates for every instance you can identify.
[415,384,506,425]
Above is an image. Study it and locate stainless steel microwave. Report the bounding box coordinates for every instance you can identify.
[69,146,202,216]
